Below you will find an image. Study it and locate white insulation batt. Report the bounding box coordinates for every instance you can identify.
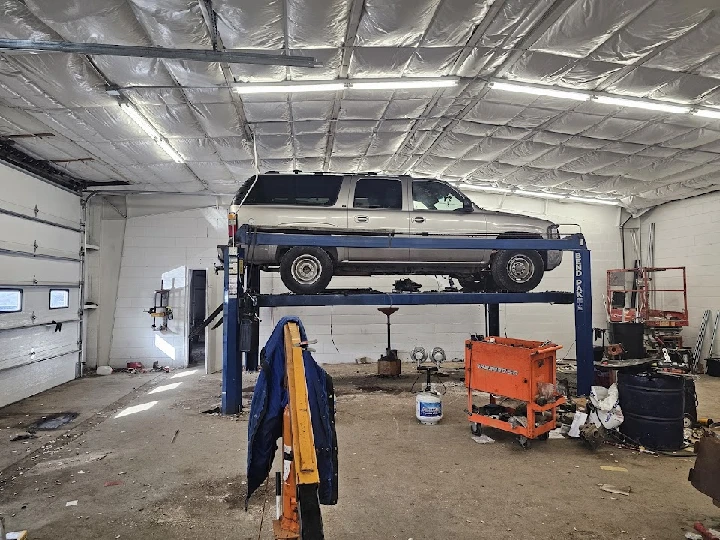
[0,1,720,210]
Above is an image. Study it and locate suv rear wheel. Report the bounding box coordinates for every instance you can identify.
[280,246,334,294]
[490,250,544,292]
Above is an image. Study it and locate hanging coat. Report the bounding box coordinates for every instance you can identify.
[246,317,338,507]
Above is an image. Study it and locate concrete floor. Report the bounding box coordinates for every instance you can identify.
[0,364,719,539]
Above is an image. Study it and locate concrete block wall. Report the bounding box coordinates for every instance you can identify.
[634,191,720,364]
[108,195,621,368]
[108,206,258,368]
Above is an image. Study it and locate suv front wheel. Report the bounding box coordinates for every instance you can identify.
[280,246,334,294]
[490,250,544,293]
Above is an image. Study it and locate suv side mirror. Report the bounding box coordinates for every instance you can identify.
[462,199,474,213]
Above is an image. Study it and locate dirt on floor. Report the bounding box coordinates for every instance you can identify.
[0,363,719,540]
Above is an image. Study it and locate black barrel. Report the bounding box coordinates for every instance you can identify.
[610,322,646,359]
[617,372,684,451]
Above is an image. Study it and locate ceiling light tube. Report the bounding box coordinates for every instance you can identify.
[594,95,690,114]
[350,78,459,90]
[233,78,459,94]
[693,108,720,119]
[234,81,346,94]
[490,80,590,101]
[119,102,184,163]
[459,183,512,193]
[566,196,620,206]
[515,189,567,200]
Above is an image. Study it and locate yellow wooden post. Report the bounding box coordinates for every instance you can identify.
[283,322,320,485]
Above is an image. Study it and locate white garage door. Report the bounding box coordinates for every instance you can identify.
[0,162,82,407]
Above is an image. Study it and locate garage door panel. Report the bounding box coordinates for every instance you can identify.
[0,254,80,284]
[0,351,78,408]
[0,214,80,259]
[0,322,79,372]
[0,163,82,227]
[0,163,82,406]
[0,287,80,330]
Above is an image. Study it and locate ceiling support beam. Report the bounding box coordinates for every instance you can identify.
[324,0,366,170]
[198,0,256,154]
[0,39,320,68]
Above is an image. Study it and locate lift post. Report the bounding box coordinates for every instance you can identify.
[222,245,243,414]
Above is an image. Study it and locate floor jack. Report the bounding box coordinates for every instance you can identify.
[273,322,324,540]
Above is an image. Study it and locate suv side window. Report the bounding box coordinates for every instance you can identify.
[238,175,343,206]
[412,180,465,211]
[353,179,403,209]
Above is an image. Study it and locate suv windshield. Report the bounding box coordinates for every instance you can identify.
[232,174,343,206]
[412,180,468,211]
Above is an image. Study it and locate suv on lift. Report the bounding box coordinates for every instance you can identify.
[230,173,562,294]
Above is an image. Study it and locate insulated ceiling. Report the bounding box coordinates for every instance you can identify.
[1,0,720,211]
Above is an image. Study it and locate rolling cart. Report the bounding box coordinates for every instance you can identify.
[465,336,565,448]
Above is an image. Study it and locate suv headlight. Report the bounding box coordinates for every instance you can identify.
[547,224,560,239]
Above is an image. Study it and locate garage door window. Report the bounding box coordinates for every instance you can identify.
[0,289,22,313]
[353,179,403,209]
[50,289,70,309]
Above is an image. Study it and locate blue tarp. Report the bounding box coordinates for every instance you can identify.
[246,317,338,506]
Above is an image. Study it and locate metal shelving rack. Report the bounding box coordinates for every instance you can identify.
[220,225,593,414]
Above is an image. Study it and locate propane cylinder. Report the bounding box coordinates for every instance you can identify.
[416,392,443,425]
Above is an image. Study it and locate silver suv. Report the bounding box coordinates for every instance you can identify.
[230,173,562,294]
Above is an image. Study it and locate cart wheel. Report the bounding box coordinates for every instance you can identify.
[537,432,550,441]
[518,435,531,449]
[470,422,482,436]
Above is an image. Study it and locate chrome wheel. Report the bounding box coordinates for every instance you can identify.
[291,254,322,285]
[506,254,535,284]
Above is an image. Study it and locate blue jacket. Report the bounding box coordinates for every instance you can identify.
[246,317,338,506]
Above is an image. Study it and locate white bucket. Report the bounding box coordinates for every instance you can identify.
[416,392,443,425]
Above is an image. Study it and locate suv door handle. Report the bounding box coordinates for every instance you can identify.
[414,216,425,223]
[355,215,369,223]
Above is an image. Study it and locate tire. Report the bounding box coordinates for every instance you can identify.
[280,247,334,294]
[490,250,544,293]
[470,422,482,436]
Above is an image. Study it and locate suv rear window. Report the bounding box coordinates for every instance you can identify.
[233,175,343,207]
[353,178,403,209]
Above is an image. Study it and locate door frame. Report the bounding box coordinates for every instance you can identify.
[185,267,209,370]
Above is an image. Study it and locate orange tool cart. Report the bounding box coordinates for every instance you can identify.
[465,336,565,448]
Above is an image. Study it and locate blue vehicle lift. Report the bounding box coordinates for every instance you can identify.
[221,225,593,414]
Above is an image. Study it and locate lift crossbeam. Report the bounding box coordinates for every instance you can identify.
[257,291,574,307]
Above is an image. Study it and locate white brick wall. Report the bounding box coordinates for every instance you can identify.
[109,196,621,367]
[635,191,720,363]
[109,207,231,368]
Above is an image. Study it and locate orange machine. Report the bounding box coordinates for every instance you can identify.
[465,337,565,448]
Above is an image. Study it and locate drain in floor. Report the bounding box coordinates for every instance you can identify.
[29,412,79,431]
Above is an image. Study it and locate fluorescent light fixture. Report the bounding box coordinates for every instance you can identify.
[459,183,512,194]
[515,189,567,200]
[234,81,346,94]
[490,80,590,101]
[233,78,459,94]
[566,196,620,206]
[594,95,690,114]
[351,78,459,90]
[119,102,184,163]
[693,108,720,119]
[458,182,621,205]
